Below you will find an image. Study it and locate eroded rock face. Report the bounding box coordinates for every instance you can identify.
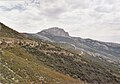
[38,27,70,37]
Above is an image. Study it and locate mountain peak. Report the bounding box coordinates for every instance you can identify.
[38,27,70,37]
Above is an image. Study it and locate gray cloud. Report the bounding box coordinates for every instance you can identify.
[0,4,25,11]
[94,6,113,13]
[66,0,91,9]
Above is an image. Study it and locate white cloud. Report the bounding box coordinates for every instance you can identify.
[0,0,120,43]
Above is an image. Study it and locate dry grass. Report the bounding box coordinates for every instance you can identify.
[0,46,85,84]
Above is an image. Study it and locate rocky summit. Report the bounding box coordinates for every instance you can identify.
[38,27,70,37]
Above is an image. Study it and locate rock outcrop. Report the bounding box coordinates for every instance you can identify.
[38,27,70,37]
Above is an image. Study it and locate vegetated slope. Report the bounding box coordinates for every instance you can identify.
[1,46,83,84]
[0,22,25,39]
[25,27,120,84]
[0,23,120,84]
[1,37,119,84]
[23,41,120,84]
[0,23,83,84]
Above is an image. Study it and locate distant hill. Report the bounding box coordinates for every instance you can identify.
[31,27,120,63]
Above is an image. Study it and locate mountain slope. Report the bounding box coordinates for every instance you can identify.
[34,27,120,62]
[0,23,84,84]
[1,23,120,84]
[0,46,81,84]
[24,28,120,84]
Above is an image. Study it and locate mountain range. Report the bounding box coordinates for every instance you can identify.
[26,27,120,63]
[0,22,120,84]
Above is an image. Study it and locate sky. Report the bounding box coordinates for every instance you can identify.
[0,0,120,43]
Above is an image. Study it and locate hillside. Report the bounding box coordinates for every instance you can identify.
[0,45,82,84]
[25,28,120,84]
[23,41,120,84]
[0,22,25,39]
[0,23,84,84]
[0,23,120,84]
[33,27,120,63]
